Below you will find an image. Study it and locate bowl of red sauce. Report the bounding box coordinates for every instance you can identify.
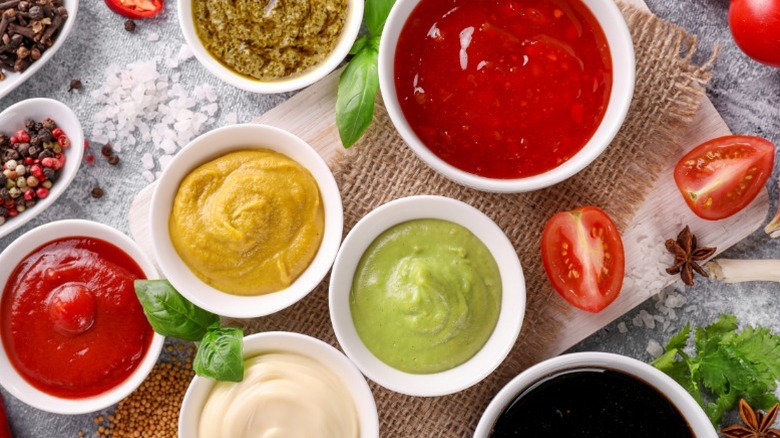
[379,0,635,192]
[0,220,164,414]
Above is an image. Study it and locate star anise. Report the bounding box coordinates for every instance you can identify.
[721,399,780,438]
[665,225,716,286]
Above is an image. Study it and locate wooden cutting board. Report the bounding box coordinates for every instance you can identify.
[127,0,769,358]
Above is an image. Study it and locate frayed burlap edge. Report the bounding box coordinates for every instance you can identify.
[229,4,715,437]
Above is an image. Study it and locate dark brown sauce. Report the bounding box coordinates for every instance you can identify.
[489,368,695,437]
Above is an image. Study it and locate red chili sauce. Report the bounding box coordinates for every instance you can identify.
[395,0,613,178]
[0,237,153,398]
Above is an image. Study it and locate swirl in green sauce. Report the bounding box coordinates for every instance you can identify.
[350,219,501,374]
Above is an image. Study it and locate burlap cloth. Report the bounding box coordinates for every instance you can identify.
[232,4,715,436]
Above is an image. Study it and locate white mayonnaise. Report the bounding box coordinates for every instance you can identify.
[198,352,359,438]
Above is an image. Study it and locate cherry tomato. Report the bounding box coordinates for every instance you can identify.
[0,393,11,438]
[541,206,625,313]
[729,0,780,67]
[104,0,163,19]
[674,135,775,221]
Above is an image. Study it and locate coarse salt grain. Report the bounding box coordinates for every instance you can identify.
[617,322,628,334]
[646,339,664,358]
[147,32,160,42]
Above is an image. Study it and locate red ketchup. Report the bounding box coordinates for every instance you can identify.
[0,237,153,398]
[395,0,613,179]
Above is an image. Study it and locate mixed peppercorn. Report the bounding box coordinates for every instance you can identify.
[0,117,69,225]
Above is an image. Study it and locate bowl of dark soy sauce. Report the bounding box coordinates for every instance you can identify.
[474,352,717,438]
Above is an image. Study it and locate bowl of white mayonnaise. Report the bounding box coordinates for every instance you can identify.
[179,331,379,437]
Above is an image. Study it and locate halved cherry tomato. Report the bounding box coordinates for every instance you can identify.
[541,206,625,313]
[0,393,11,438]
[674,135,775,221]
[104,0,163,19]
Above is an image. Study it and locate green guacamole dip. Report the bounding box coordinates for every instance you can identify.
[350,219,502,374]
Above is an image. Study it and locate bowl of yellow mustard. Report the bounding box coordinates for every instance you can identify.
[329,195,526,396]
[150,124,343,318]
[178,0,364,93]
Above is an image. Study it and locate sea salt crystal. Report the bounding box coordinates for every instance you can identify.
[141,153,154,170]
[684,305,698,313]
[654,315,665,323]
[663,321,671,331]
[640,310,655,329]
[646,339,664,358]
[617,322,628,334]
[147,32,160,42]
[142,170,155,182]
[633,315,644,327]
[225,112,237,124]
[177,44,194,61]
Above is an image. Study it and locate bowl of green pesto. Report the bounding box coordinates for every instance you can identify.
[178,0,364,93]
[329,195,526,397]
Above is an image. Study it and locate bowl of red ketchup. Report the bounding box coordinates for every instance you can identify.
[0,220,164,414]
[379,0,635,192]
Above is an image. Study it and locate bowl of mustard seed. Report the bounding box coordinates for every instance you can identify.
[179,0,364,94]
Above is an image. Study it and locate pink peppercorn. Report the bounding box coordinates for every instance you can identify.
[51,128,64,139]
[57,136,70,148]
[16,130,30,143]
[24,157,33,165]
[23,189,34,201]
[7,208,17,217]
[30,164,43,180]
[35,187,48,199]
[9,136,18,145]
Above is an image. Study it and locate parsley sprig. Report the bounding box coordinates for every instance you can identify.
[336,0,396,148]
[653,315,780,427]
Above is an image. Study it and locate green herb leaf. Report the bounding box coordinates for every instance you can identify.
[652,314,780,427]
[193,327,244,382]
[134,280,220,341]
[365,0,396,36]
[350,35,370,55]
[336,46,379,148]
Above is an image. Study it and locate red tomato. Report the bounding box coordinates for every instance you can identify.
[674,135,775,220]
[541,206,625,313]
[0,393,11,438]
[729,0,780,67]
[104,0,163,19]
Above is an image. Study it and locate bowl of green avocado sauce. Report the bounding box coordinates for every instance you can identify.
[329,195,525,397]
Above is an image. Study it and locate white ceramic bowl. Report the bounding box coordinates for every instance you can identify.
[178,0,364,93]
[150,124,343,319]
[0,98,84,240]
[329,195,525,396]
[378,0,635,193]
[474,352,717,437]
[0,0,79,100]
[179,331,379,437]
[0,220,164,415]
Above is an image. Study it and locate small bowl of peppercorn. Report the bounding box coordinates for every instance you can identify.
[0,97,84,240]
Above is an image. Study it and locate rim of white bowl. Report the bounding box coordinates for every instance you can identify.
[179,331,380,437]
[0,219,164,415]
[0,98,84,240]
[329,195,525,397]
[177,0,364,94]
[150,124,344,319]
[473,352,718,437]
[378,0,636,193]
[0,0,80,101]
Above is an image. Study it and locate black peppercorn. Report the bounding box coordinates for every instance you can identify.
[42,118,55,130]
[3,150,19,161]
[39,149,54,159]
[108,154,120,166]
[0,174,6,186]
[91,187,104,199]
[27,146,39,157]
[24,119,35,130]
[101,144,113,157]
[42,167,55,180]
[0,188,9,200]
[124,20,136,32]
[68,79,81,92]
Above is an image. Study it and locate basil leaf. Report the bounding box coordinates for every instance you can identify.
[365,0,396,36]
[336,46,379,148]
[194,327,244,382]
[349,35,370,55]
[134,279,220,341]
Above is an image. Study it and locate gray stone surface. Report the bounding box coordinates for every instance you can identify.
[0,0,778,436]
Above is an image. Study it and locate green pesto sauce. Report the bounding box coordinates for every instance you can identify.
[350,219,502,374]
[193,0,347,81]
